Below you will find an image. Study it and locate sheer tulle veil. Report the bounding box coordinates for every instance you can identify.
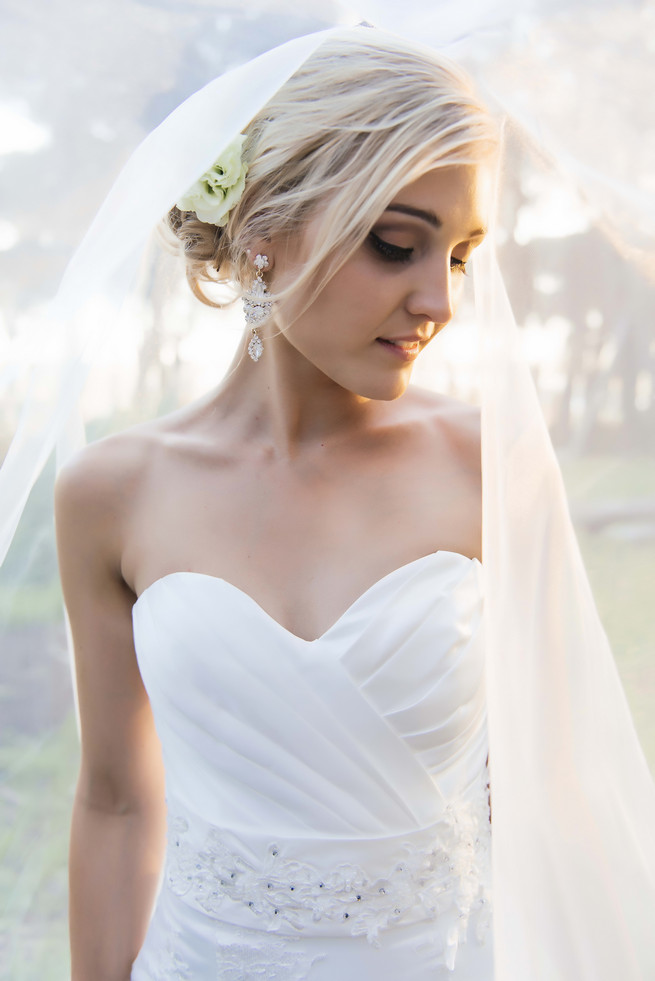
[1,2,654,978]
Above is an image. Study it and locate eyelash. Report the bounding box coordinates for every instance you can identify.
[368,231,468,274]
[368,231,413,263]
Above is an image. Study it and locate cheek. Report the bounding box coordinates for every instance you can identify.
[299,263,387,330]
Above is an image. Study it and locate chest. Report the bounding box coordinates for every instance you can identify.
[127,438,480,640]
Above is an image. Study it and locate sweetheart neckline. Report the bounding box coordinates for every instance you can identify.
[133,549,480,645]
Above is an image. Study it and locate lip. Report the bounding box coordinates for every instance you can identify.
[376,337,423,362]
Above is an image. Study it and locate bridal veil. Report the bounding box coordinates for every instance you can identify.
[0,2,653,977]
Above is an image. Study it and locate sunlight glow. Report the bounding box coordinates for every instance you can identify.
[0,103,51,156]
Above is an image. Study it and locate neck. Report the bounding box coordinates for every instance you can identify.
[216,329,375,458]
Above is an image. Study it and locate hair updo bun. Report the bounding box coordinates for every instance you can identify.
[164,207,232,306]
[165,27,498,309]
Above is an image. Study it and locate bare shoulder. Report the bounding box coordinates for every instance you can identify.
[402,385,481,474]
[383,387,481,559]
[55,427,153,526]
[54,402,198,517]
[54,420,171,582]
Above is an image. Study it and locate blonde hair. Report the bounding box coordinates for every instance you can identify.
[167,28,499,307]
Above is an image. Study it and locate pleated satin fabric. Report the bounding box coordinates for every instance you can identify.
[130,551,494,980]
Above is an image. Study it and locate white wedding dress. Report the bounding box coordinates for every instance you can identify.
[130,550,494,980]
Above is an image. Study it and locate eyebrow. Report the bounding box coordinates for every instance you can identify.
[385,203,442,228]
[384,203,486,239]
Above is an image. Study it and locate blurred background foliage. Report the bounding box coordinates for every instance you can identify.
[0,1,653,978]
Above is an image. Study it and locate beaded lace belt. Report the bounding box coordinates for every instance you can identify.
[163,788,492,955]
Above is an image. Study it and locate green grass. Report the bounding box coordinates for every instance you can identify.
[0,579,64,628]
[0,715,78,980]
[561,454,655,500]
[561,454,655,773]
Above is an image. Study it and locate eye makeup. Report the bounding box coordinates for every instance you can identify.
[368,230,469,274]
[367,230,414,263]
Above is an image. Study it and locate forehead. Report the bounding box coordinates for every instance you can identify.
[386,164,493,237]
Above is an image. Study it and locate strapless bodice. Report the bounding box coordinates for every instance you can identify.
[130,550,493,980]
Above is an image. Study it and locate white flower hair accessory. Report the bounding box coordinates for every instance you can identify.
[176,133,248,226]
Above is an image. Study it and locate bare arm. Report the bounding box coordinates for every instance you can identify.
[56,442,166,981]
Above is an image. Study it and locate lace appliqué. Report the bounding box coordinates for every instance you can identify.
[145,924,191,981]
[166,781,491,963]
[215,932,324,981]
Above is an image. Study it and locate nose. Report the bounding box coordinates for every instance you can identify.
[405,260,458,329]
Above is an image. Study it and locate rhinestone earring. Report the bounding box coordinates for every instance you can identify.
[242,253,271,362]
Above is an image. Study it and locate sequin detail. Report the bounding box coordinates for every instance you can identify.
[165,783,491,959]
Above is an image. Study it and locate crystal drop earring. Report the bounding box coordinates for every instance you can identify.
[242,253,271,362]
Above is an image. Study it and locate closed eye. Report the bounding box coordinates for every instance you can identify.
[450,256,468,275]
[368,231,414,264]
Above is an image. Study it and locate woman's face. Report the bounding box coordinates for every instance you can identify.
[270,163,491,401]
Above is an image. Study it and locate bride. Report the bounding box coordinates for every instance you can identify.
[42,22,655,981]
[58,32,496,980]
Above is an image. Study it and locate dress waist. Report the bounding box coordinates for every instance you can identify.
[163,785,492,960]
